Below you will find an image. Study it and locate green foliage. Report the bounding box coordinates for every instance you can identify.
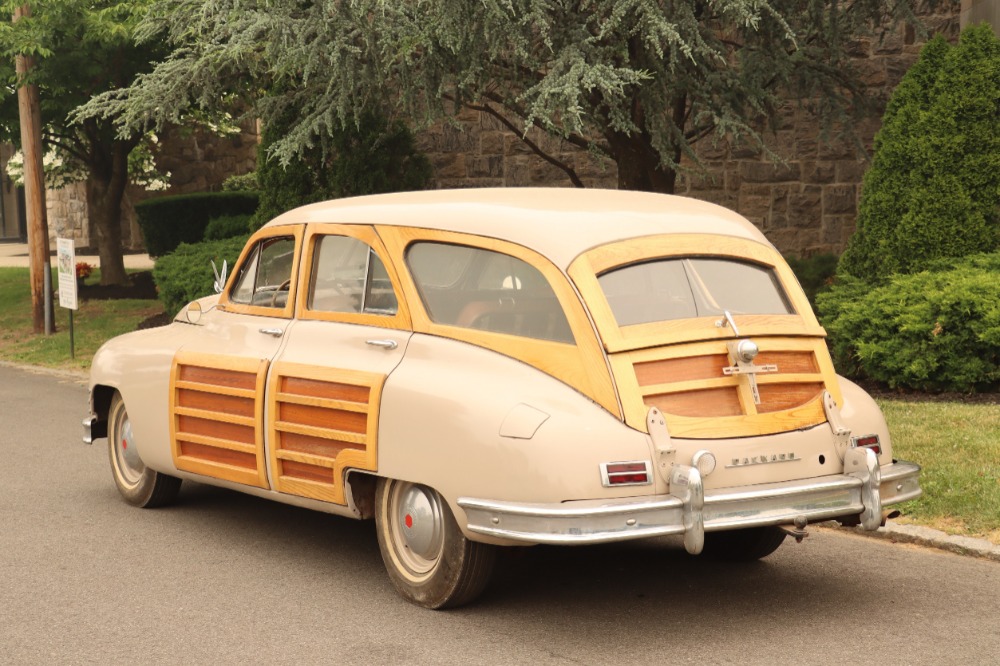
[250,108,431,229]
[81,0,920,192]
[817,253,1000,392]
[153,235,249,316]
[203,214,252,241]
[136,192,258,256]
[841,25,1000,282]
[783,253,838,311]
[222,171,259,192]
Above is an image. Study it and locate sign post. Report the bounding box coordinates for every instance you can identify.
[56,238,77,358]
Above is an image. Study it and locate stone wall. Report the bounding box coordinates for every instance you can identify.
[46,123,258,250]
[415,4,961,257]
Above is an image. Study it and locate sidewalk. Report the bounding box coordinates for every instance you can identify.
[0,241,154,270]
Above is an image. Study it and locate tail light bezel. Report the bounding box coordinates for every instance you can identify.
[600,460,653,487]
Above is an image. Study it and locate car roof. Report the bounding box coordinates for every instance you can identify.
[264,188,771,269]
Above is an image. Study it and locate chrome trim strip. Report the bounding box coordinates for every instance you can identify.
[458,460,921,546]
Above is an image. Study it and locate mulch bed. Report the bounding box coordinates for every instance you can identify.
[79,270,158,301]
[79,270,172,329]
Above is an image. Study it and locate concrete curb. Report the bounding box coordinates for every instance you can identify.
[822,520,1000,562]
[0,360,88,383]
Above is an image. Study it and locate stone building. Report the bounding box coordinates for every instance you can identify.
[1,1,989,258]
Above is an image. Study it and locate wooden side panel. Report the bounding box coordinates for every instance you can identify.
[268,362,385,505]
[170,352,270,488]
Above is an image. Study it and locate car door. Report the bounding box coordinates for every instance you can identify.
[169,225,303,490]
[266,224,412,505]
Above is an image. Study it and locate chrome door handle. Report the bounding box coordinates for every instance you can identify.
[366,339,398,350]
[259,328,284,338]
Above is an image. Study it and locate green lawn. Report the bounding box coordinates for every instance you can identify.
[1,266,997,543]
[0,267,164,372]
[880,399,1000,544]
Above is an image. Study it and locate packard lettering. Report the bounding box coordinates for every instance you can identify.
[726,452,800,468]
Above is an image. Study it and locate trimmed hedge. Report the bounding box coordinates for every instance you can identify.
[153,235,250,317]
[136,191,259,257]
[784,253,838,312]
[817,253,1000,392]
[204,213,252,241]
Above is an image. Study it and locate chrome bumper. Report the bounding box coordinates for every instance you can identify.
[458,451,920,555]
[82,415,106,445]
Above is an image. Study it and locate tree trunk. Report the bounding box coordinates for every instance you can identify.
[612,131,679,194]
[86,143,130,286]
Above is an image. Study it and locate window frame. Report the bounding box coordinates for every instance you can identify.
[295,224,411,330]
[219,225,304,319]
[568,234,824,353]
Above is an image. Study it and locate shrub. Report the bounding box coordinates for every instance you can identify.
[783,253,838,311]
[250,107,432,229]
[153,235,250,316]
[222,171,258,192]
[136,191,259,256]
[204,214,252,241]
[839,25,1000,283]
[817,253,1000,392]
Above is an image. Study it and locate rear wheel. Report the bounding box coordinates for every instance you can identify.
[375,478,496,609]
[701,526,786,561]
[108,392,181,508]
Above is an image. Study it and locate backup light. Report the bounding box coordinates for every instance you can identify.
[852,434,882,455]
[601,461,652,487]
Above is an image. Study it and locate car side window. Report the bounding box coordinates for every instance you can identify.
[308,235,399,315]
[229,236,296,308]
[407,242,573,343]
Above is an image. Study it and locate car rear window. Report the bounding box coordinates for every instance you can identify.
[597,258,794,327]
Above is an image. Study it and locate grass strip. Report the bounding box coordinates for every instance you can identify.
[0,267,164,372]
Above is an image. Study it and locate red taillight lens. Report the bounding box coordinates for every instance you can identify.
[853,434,882,455]
[601,461,652,486]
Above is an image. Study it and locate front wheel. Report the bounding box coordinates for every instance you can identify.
[108,392,181,508]
[701,526,787,561]
[375,478,496,609]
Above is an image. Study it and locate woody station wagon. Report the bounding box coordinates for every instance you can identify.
[84,188,921,608]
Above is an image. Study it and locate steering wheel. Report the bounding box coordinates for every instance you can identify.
[269,278,292,307]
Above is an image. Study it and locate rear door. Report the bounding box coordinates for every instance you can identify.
[266,224,412,505]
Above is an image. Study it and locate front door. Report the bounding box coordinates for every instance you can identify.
[169,227,303,489]
[267,224,412,505]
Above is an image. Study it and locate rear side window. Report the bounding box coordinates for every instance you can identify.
[407,242,573,343]
[598,258,794,327]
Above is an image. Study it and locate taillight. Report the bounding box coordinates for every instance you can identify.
[600,461,652,487]
[852,434,882,455]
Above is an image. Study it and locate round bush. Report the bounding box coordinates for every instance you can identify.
[817,253,1000,392]
[204,214,252,241]
[153,235,250,317]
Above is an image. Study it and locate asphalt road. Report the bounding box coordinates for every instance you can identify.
[2,364,999,665]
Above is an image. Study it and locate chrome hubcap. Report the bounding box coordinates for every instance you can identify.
[114,410,144,486]
[392,482,444,575]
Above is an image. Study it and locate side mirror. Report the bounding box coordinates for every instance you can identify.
[211,259,228,294]
[185,300,203,324]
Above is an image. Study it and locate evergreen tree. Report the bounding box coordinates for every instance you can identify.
[840,24,1000,282]
[80,0,920,194]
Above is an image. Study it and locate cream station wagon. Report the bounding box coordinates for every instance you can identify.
[84,188,921,608]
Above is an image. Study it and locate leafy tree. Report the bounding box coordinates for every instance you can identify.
[840,24,1000,282]
[251,107,432,229]
[81,0,918,194]
[0,1,166,285]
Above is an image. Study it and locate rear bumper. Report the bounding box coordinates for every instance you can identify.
[458,450,920,554]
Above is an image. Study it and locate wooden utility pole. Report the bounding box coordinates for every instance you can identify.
[14,4,53,334]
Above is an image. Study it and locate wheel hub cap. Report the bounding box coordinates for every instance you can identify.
[397,484,443,561]
[116,416,144,485]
